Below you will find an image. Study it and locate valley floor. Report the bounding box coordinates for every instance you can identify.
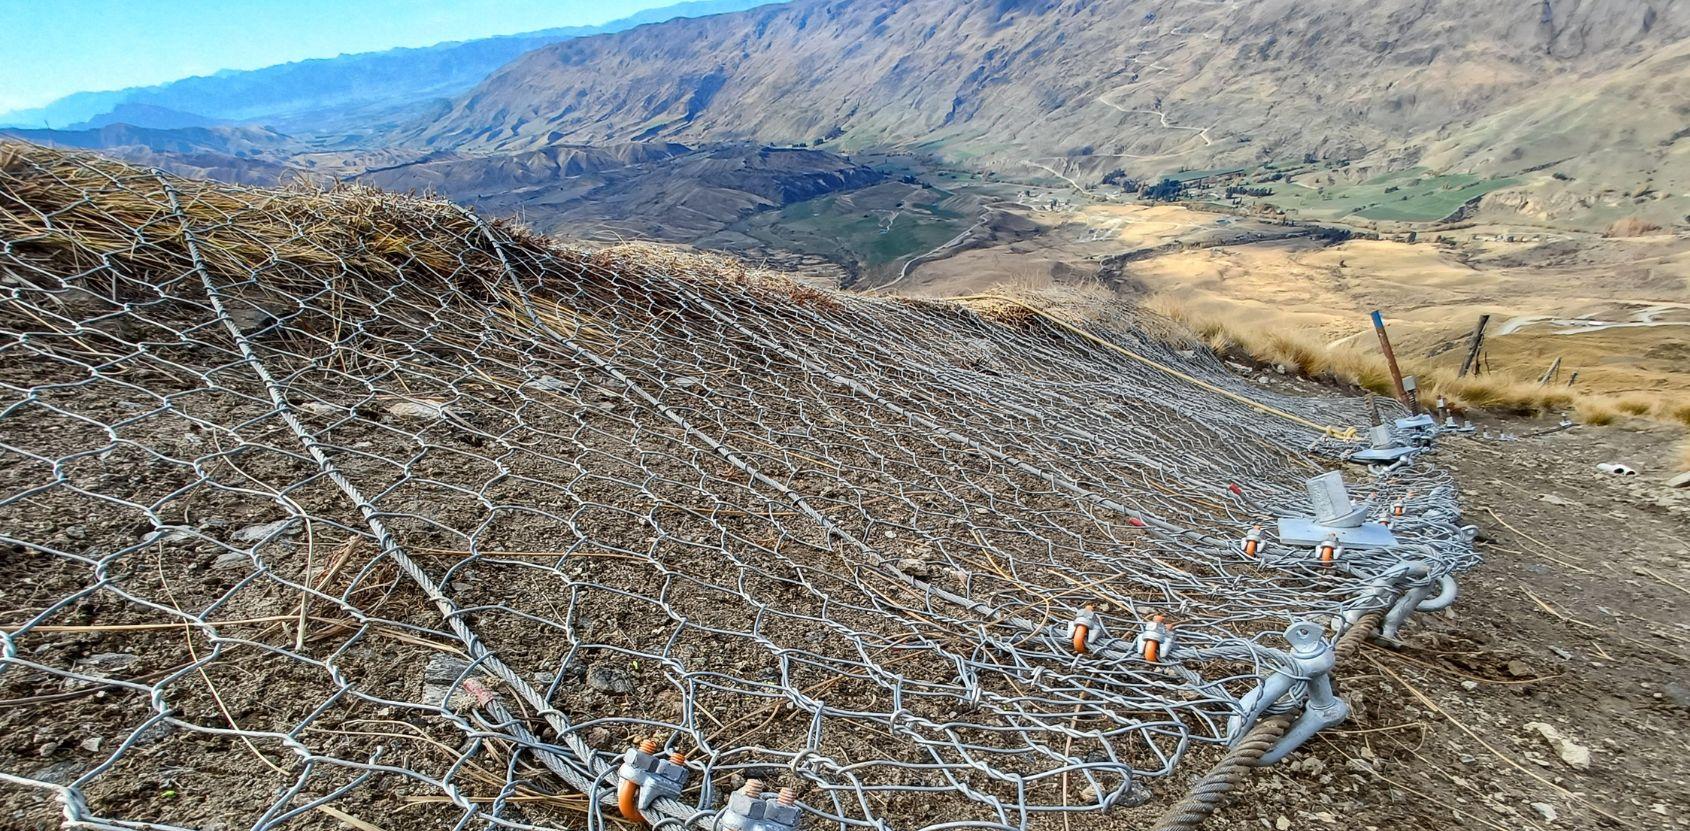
[892,201,1690,405]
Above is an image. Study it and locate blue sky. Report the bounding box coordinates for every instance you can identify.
[0,1,680,113]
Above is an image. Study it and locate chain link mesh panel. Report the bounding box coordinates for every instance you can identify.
[0,144,1477,831]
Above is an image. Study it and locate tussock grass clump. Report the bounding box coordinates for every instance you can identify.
[1573,397,1620,426]
[1614,394,1658,417]
[1439,375,1575,415]
[1662,399,1690,427]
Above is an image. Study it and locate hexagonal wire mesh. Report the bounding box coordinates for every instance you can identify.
[0,144,1477,831]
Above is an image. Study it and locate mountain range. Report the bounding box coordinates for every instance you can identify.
[5,0,1686,237]
[413,0,1688,229]
[0,0,785,132]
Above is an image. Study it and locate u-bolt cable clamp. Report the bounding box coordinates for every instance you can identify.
[1226,621,1351,766]
[1133,615,1175,663]
[719,779,801,831]
[1068,604,1103,655]
[1315,533,1342,568]
[1241,526,1264,559]
[619,739,690,824]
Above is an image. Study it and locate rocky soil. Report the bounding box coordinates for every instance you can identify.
[1208,417,1690,831]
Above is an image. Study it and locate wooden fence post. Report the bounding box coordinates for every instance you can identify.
[1457,314,1490,378]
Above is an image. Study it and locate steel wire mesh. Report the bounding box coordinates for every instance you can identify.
[0,143,1477,831]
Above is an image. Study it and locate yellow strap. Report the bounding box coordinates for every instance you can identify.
[950,294,1359,442]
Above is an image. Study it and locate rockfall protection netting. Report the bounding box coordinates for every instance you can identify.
[0,143,1479,831]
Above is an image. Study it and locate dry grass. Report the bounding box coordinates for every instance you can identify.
[0,141,829,314]
[963,279,1189,342]
[1663,399,1690,427]
[1574,397,1620,426]
[1145,293,1688,425]
[1614,394,1658,417]
[1603,216,1664,238]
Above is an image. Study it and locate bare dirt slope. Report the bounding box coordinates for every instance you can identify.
[1209,417,1690,831]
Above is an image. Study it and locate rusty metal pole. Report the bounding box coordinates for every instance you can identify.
[1371,310,1409,409]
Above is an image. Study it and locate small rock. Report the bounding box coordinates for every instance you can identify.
[212,551,249,570]
[1276,815,1292,831]
[420,654,477,708]
[894,558,934,579]
[1120,781,1152,807]
[386,399,451,420]
[420,683,454,708]
[1524,722,1591,770]
[131,722,176,747]
[1537,494,1577,507]
[1531,802,1558,822]
[1668,471,1690,489]
[62,525,86,540]
[80,737,102,753]
[424,654,470,685]
[29,760,83,786]
[1505,659,1534,678]
[142,526,195,546]
[296,401,345,417]
[527,376,571,392]
[78,653,138,673]
[1461,680,1479,691]
[586,664,634,694]
[232,519,298,544]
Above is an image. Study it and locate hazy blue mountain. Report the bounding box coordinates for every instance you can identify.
[0,0,785,131]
